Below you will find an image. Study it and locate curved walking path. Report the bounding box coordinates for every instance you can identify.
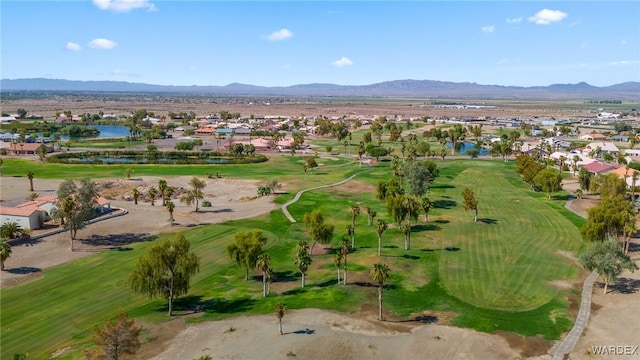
[552,197,598,360]
[281,170,369,223]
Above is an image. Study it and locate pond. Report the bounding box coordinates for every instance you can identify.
[37,125,131,141]
[445,141,490,155]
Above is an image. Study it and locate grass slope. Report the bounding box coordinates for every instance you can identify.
[0,159,586,358]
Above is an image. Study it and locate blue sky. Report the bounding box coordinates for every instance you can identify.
[2,1,639,87]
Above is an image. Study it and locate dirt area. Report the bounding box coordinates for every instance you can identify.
[1,167,639,360]
[0,175,278,288]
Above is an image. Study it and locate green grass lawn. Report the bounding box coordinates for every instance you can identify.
[0,158,587,358]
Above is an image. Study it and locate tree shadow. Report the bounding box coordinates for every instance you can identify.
[271,270,297,283]
[390,315,438,324]
[412,224,441,232]
[419,246,460,252]
[554,194,573,201]
[433,219,450,224]
[80,233,155,248]
[282,287,305,296]
[8,237,44,247]
[478,218,498,225]
[289,328,316,335]
[608,278,640,294]
[352,282,398,290]
[6,266,41,274]
[432,199,457,209]
[385,254,421,260]
[201,297,256,314]
[313,279,337,288]
[431,184,455,190]
[197,208,233,214]
[382,245,399,249]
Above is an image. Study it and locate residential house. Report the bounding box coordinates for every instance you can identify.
[581,161,618,175]
[579,133,607,141]
[0,206,45,230]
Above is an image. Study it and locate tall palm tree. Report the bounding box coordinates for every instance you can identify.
[419,195,432,223]
[132,188,140,205]
[340,237,350,285]
[27,171,34,192]
[401,222,411,251]
[148,187,157,206]
[158,179,168,206]
[375,219,388,257]
[256,253,272,297]
[349,204,360,249]
[371,263,391,321]
[365,206,376,226]
[0,238,12,271]
[275,302,286,335]
[166,200,175,225]
[333,252,342,284]
[180,177,206,212]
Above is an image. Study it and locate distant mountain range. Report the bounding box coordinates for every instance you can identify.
[2,78,639,101]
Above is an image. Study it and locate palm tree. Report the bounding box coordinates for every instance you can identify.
[132,188,140,205]
[166,200,175,225]
[371,263,391,321]
[349,204,360,249]
[1,222,24,239]
[375,219,388,257]
[333,252,343,284]
[27,171,34,192]
[401,222,411,251]
[148,187,157,206]
[275,302,286,335]
[0,238,12,271]
[624,220,637,254]
[419,195,432,222]
[265,267,275,296]
[256,253,272,297]
[340,237,350,285]
[365,206,376,226]
[158,179,168,206]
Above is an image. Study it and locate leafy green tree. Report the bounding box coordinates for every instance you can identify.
[129,233,200,316]
[226,229,268,280]
[462,188,479,222]
[578,168,592,191]
[37,144,48,161]
[534,168,563,200]
[581,195,634,242]
[158,179,168,206]
[403,161,434,197]
[579,241,638,294]
[125,168,134,180]
[598,172,627,199]
[52,178,98,250]
[376,178,403,201]
[515,154,545,188]
[295,241,312,287]
[180,177,206,212]
[275,302,286,335]
[446,124,467,155]
[87,314,142,360]
[371,263,391,321]
[375,219,388,257]
[303,210,334,254]
[1,238,12,271]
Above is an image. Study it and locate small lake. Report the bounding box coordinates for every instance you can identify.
[445,141,490,155]
[38,125,131,141]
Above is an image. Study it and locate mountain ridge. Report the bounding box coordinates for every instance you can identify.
[2,78,639,101]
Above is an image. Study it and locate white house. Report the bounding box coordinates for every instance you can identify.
[583,142,619,156]
[0,206,44,230]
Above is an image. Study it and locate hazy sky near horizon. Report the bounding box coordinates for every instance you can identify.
[2,1,639,87]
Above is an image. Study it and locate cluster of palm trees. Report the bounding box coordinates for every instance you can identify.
[130,177,206,225]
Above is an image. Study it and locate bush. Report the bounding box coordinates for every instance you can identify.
[201,200,212,207]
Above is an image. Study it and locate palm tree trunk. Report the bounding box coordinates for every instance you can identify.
[168,277,174,316]
[378,287,383,321]
[279,319,283,335]
[377,235,382,256]
[343,258,348,285]
[603,281,608,295]
[474,208,478,222]
[337,267,340,284]
[301,272,305,288]
[263,273,267,297]
[29,179,34,192]
[1,260,5,271]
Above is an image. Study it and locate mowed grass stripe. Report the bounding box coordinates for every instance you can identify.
[439,165,581,311]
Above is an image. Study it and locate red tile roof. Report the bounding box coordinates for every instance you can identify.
[582,162,618,174]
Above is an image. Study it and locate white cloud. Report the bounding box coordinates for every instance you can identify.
[621,40,628,45]
[88,38,118,50]
[266,28,293,41]
[610,60,638,66]
[93,0,156,12]
[65,42,81,51]
[481,25,495,33]
[332,56,353,68]
[506,17,522,24]
[528,9,567,25]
